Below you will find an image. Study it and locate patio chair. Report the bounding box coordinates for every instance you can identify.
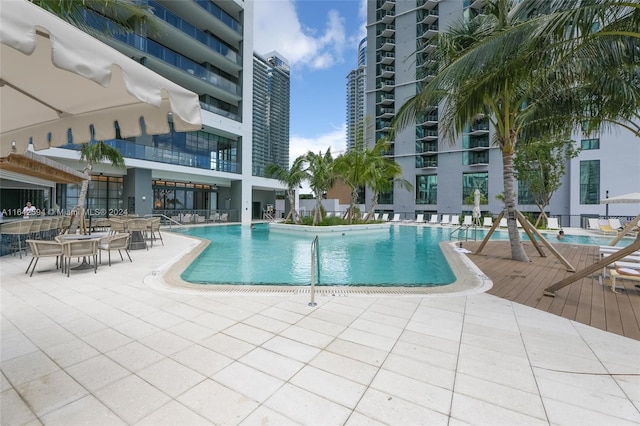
[390,213,401,222]
[61,239,99,277]
[25,239,63,277]
[587,218,600,232]
[462,216,473,227]
[98,233,131,266]
[109,218,127,235]
[450,215,460,226]
[598,220,617,235]
[609,264,640,293]
[126,218,149,250]
[147,217,163,247]
[609,218,624,231]
[547,217,560,230]
[374,213,380,220]
[440,215,450,226]
[415,214,424,223]
[427,214,438,225]
[499,218,508,228]
[381,213,389,221]
[1,220,31,258]
[39,218,53,240]
[483,217,493,227]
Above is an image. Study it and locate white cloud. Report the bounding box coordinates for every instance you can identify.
[289,124,347,165]
[253,0,347,70]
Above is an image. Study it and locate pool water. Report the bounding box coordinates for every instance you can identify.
[174,224,631,287]
[176,224,456,287]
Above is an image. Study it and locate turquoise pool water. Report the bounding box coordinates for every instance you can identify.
[174,224,630,287]
[175,224,456,287]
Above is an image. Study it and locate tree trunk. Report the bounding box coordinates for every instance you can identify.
[502,151,529,261]
[68,164,92,235]
[349,188,358,224]
[367,192,379,220]
[286,190,299,224]
[313,193,322,225]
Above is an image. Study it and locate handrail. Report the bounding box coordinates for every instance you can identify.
[309,235,319,307]
[449,224,478,241]
[144,213,182,229]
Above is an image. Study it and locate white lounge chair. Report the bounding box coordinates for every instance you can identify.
[482,217,493,227]
[429,214,439,225]
[499,218,508,228]
[587,218,600,231]
[598,219,617,235]
[547,217,560,230]
[374,213,380,220]
[609,218,623,231]
[391,214,401,222]
[381,213,389,221]
[415,214,424,223]
[440,214,450,226]
[450,215,460,226]
[462,216,473,226]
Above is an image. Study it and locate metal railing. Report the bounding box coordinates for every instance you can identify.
[450,224,478,241]
[309,236,319,307]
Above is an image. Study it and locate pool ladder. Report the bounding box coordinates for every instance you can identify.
[450,224,478,241]
[309,235,319,307]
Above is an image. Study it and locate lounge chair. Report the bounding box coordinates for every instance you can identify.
[609,218,623,231]
[374,213,380,220]
[482,217,493,227]
[391,214,401,222]
[599,220,617,235]
[462,216,473,227]
[547,217,560,230]
[440,214,450,226]
[450,215,460,226]
[609,264,640,293]
[428,214,439,225]
[98,233,132,266]
[587,218,600,232]
[499,218,508,228]
[415,214,424,223]
[381,213,389,221]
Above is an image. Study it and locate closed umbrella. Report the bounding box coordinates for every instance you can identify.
[0,0,202,157]
[472,189,482,225]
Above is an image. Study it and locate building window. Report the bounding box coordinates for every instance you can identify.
[580,138,599,150]
[65,176,124,214]
[580,160,600,204]
[416,175,437,204]
[518,180,534,204]
[462,172,488,204]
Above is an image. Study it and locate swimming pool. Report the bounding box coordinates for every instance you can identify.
[173,224,631,287]
[175,224,456,287]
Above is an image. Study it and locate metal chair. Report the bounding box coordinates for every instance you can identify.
[98,233,131,266]
[61,239,99,276]
[25,239,63,276]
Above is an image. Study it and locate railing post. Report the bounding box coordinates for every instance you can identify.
[309,236,318,307]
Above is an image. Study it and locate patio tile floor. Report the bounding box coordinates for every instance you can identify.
[1,230,639,425]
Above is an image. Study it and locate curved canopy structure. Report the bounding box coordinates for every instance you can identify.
[0,0,202,157]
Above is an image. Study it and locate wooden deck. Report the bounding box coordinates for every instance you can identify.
[463,240,640,341]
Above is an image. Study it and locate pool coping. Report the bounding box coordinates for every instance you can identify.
[145,226,493,297]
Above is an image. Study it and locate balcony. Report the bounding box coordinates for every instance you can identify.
[379,0,395,11]
[418,40,437,53]
[417,155,438,168]
[469,0,488,10]
[417,0,441,10]
[377,121,392,132]
[419,24,439,39]
[418,114,438,126]
[416,141,438,154]
[380,24,395,38]
[379,80,395,91]
[379,52,395,65]
[378,10,396,24]
[377,107,395,119]
[377,94,395,105]
[466,123,490,136]
[381,66,395,78]
[419,9,439,25]
[380,38,396,51]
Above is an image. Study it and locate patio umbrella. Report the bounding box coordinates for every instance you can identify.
[0,0,202,157]
[600,192,640,204]
[472,189,482,225]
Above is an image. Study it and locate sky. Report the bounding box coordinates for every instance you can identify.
[253,0,367,166]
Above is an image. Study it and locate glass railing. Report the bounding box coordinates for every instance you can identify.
[113,33,241,96]
[193,0,242,35]
[149,1,241,65]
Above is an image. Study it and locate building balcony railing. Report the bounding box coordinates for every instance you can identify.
[378,0,396,12]
[419,24,439,39]
[419,9,439,25]
[381,66,395,78]
[379,52,395,64]
[378,24,396,38]
[149,1,241,66]
[377,94,395,105]
[417,0,441,11]
[377,10,396,24]
[379,38,396,51]
[113,33,241,97]
[193,0,242,35]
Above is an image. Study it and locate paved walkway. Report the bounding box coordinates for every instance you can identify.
[1,230,639,425]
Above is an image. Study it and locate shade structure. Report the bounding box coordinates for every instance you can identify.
[0,0,202,157]
[601,192,640,204]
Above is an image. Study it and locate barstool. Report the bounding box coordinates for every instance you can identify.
[1,221,32,258]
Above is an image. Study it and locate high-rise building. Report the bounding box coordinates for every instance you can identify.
[253,51,290,177]
[366,0,639,222]
[346,38,367,151]
[31,0,287,222]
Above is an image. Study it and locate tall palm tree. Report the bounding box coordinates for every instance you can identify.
[305,149,335,225]
[394,0,639,261]
[333,149,368,224]
[68,142,125,235]
[265,156,308,224]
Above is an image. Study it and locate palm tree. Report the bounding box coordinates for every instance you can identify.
[333,149,368,224]
[365,141,413,220]
[68,141,125,235]
[394,0,639,261]
[265,156,308,224]
[305,149,335,225]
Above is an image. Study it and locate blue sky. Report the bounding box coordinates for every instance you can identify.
[253,0,367,164]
